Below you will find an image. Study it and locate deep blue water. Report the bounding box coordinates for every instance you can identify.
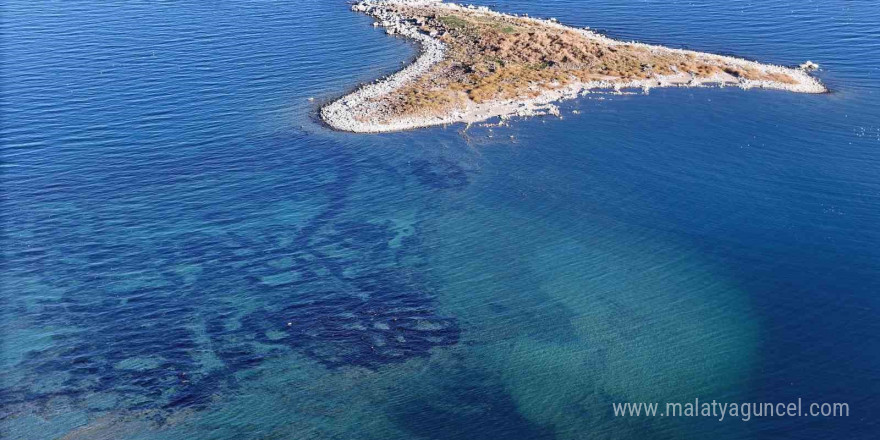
[2,0,879,439]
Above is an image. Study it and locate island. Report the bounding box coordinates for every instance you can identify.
[321,0,825,133]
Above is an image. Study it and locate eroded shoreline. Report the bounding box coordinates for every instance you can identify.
[321,0,825,133]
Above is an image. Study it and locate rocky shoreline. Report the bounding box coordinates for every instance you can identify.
[321,0,826,133]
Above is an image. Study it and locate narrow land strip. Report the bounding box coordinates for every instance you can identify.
[322,0,825,133]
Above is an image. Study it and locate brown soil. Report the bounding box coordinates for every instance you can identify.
[365,5,797,121]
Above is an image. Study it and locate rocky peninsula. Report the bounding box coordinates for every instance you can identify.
[322,0,826,133]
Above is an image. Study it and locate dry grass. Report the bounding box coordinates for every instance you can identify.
[369,5,796,118]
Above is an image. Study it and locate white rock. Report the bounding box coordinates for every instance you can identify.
[800,60,820,71]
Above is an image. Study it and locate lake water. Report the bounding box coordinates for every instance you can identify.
[2,0,879,438]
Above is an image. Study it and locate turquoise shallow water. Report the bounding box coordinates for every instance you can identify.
[2,0,879,438]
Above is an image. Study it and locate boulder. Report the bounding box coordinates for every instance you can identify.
[799,60,820,71]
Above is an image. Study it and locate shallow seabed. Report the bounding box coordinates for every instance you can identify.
[2,0,879,439]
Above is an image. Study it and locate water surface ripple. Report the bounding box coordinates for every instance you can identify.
[2,0,878,439]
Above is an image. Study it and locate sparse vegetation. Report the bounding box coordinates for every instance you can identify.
[438,15,467,30]
[361,4,799,121]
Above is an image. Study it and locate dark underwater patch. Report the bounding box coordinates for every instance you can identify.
[1,141,459,416]
[411,158,470,190]
[244,269,459,368]
[391,368,555,440]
